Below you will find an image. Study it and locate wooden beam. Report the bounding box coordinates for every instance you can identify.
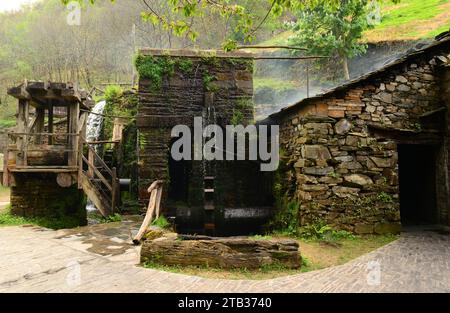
[48,105,54,145]
[35,107,45,144]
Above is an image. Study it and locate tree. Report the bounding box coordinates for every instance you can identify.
[62,0,343,51]
[288,0,380,80]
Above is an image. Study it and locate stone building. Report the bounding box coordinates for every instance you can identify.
[269,34,450,233]
[136,49,273,235]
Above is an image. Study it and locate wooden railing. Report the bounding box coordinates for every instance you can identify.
[79,139,118,214]
[5,132,80,169]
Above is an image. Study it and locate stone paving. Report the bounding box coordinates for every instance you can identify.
[0,220,449,293]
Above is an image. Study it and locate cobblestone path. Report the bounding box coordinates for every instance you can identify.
[0,222,449,293]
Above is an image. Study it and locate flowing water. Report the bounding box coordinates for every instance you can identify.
[86,100,107,142]
[85,100,107,213]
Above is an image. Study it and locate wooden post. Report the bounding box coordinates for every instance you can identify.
[48,105,54,145]
[35,107,45,145]
[16,99,29,167]
[132,180,164,245]
[2,147,9,186]
[155,187,162,219]
[68,102,80,166]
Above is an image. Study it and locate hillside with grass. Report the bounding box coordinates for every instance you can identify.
[262,0,450,46]
[364,0,450,42]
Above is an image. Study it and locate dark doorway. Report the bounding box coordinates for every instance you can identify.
[398,144,438,225]
[168,138,191,204]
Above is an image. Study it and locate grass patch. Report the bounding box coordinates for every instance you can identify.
[141,233,398,280]
[363,0,450,41]
[87,211,123,224]
[151,216,171,229]
[0,119,16,129]
[254,78,299,92]
[0,206,85,229]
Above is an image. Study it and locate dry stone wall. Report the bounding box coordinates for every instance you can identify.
[277,46,450,233]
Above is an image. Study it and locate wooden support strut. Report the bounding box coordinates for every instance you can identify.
[132,180,164,245]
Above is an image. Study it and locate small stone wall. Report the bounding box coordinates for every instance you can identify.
[276,44,450,232]
[10,173,87,227]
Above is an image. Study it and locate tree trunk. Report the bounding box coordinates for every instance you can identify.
[342,55,350,80]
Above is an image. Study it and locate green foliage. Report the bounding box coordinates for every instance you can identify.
[104,85,123,102]
[377,191,393,203]
[202,73,217,91]
[152,216,171,229]
[102,213,122,223]
[0,119,16,129]
[102,89,137,148]
[289,0,375,79]
[298,219,356,241]
[134,54,175,91]
[254,78,298,92]
[230,110,244,126]
[370,0,450,39]
[230,98,253,125]
[250,234,273,240]
[270,200,300,236]
[100,0,349,50]
[177,59,194,75]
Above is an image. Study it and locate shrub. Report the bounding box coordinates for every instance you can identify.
[104,85,123,102]
[152,216,171,229]
[299,220,356,241]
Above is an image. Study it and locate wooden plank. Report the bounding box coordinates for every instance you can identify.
[13,165,78,169]
[9,168,78,173]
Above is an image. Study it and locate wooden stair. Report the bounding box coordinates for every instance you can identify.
[79,141,118,217]
[79,173,112,217]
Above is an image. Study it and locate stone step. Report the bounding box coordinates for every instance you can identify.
[204,204,215,211]
[204,188,214,193]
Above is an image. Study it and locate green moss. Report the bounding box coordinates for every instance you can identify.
[202,73,217,92]
[226,58,254,72]
[177,59,194,75]
[230,97,253,126]
[200,52,220,67]
[134,54,175,91]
